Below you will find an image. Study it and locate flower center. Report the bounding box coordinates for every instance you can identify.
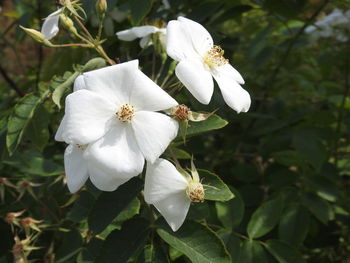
[186,181,204,202]
[203,45,228,68]
[116,104,135,122]
[174,104,190,121]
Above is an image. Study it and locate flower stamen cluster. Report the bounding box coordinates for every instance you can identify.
[204,45,228,69]
[186,181,204,202]
[116,104,135,122]
[173,104,190,121]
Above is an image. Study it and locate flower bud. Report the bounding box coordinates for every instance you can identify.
[20,26,46,43]
[20,26,53,47]
[60,14,77,35]
[96,0,107,16]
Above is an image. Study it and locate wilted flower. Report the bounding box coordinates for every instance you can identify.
[144,158,204,231]
[116,25,166,48]
[4,210,26,227]
[20,217,44,234]
[56,60,179,192]
[41,8,64,40]
[166,17,251,113]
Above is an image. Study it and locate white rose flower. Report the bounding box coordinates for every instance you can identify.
[56,60,179,192]
[116,25,166,48]
[166,16,251,113]
[144,158,204,231]
[41,8,64,40]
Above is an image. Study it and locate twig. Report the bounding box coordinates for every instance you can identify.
[334,64,350,165]
[0,66,24,97]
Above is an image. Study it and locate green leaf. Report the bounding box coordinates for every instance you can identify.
[95,218,150,263]
[52,58,107,108]
[174,148,191,159]
[303,175,341,202]
[56,229,83,262]
[26,105,49,152]
[6,91,49,155]
[138,241,170,263]
[237,240,268,263]
[52,71,80,109]
[301,192,333,224]
[278,204,310,246]
[292,132,327,171]
[199,169,234,201]
[68,191,96,222]
[271,150,306,167]
[215,187,244,229]
[264,239,306,263]
[157,221,231,263]
[82,57,107,72]
[130,0,153,25]
[99,197,141,238]
[219,231,241,263]
[186,114,228,136]
[88,178,143,234]
[2,151,64,176]
[247,196,283,239]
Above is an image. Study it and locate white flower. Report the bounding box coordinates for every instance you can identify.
[116,25,166,48]
[166,16,251,113]
[144,158,204,231]
[56,60,179,192]
[41,8,64,40]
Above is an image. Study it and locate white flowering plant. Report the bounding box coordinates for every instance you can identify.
[2,0,350,262]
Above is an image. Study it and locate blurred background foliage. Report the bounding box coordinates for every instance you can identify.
[1,0,350,262]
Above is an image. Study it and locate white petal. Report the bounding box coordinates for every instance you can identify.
[166,20,199,61]
[177,17,213,56]
[166,17,213,61]
[144,159,190,231]
[83,60,139,106]
[73,75,86,91]
[129,70,178,111]
[84,123,144,179]
[216,63,245,85]
[116,28,138,41]
[132,26,160,37]
[88,163,131,192]
[41,8,63,40]
[139,35,151,48]
[175,58,214,104]
[55,115,67,142]
[64,144,89,193]
[116,26,159,41]
[63,90,116,145]
[132,111,178,163]
[213,68,251,113]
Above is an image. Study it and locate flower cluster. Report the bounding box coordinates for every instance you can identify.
[51,11,251,231]
[305,8,350,43]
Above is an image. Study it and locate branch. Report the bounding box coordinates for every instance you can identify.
[0,65,24,97]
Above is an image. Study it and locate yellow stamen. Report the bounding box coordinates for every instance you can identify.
[203,45,228,68]
[116,104,135,122]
